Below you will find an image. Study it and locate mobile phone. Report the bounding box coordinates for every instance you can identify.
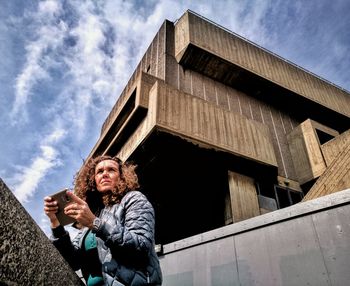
[50,188,76,226]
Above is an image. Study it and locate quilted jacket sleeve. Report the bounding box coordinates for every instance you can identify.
[95,191,155,256]
[51,225,84,271]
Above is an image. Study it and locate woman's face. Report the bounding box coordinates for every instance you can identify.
[94,159,120,193]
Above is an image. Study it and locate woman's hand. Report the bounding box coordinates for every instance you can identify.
[44,196,60,228]
[64,192,96,229]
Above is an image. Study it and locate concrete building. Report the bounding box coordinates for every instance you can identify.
[86,10,350,285]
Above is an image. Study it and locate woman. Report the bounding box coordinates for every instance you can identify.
[44,155,162,286]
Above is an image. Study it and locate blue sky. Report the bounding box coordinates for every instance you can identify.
[1,0,349,236]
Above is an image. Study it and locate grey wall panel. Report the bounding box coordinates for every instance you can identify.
[160,189,350,286]
[211,262,237,286]
[263,216,329,286]
[312,207,350,286]
[163,271,193,286]
[235,228,276,286]
[207,237,239,286]
[161,236,238,286]
[161,247,197,286]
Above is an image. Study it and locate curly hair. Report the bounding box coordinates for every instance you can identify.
[74,155,140,207]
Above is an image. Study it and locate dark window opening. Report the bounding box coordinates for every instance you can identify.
[256,181,303,211]
[274,185,304,209]
[256,181,278,212]
[315,128,335,145]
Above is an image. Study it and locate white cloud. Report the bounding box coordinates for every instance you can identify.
[8,125,67,203]
[44,128,66,144]
[13,144,62,203]
[38,0,61,16]
[6,1,123,203]
[12,49,49,120]
[11,0,66,123]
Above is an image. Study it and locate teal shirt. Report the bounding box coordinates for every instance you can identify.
[84,230,104,286]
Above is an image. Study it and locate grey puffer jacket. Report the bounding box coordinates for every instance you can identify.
[52,191,162,286]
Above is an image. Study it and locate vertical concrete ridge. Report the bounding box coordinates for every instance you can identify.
[0,178,83,285]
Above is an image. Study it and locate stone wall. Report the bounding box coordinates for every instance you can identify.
[0,178,83,285]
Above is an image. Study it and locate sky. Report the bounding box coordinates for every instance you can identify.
[1,0,349,237]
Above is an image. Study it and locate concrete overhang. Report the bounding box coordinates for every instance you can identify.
[174,11,350,132]
[116,80,278,170]
[89,72,158,158]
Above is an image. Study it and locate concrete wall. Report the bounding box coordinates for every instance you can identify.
[159,188,350,286]
[167,18,300,181]
[0,178,83,285]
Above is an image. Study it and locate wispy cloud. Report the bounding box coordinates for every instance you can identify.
[11,1,66,122]
[59,1,118,137]
[8,0,120,201]
[12,128,64,203]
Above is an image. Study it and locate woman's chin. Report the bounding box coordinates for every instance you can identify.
[97,187,112,193]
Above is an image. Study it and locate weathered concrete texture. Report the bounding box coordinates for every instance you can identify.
[0,178,83,285]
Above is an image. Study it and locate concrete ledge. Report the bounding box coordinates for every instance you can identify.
[0,178,83,285]
[163,188,350,254]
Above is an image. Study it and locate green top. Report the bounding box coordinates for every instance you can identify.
[84,230,104,286]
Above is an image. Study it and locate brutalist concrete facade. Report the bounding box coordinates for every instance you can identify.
[87,10,350,246]
[85,10,350,285]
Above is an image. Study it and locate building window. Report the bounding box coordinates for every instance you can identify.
[274,185,304,209]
